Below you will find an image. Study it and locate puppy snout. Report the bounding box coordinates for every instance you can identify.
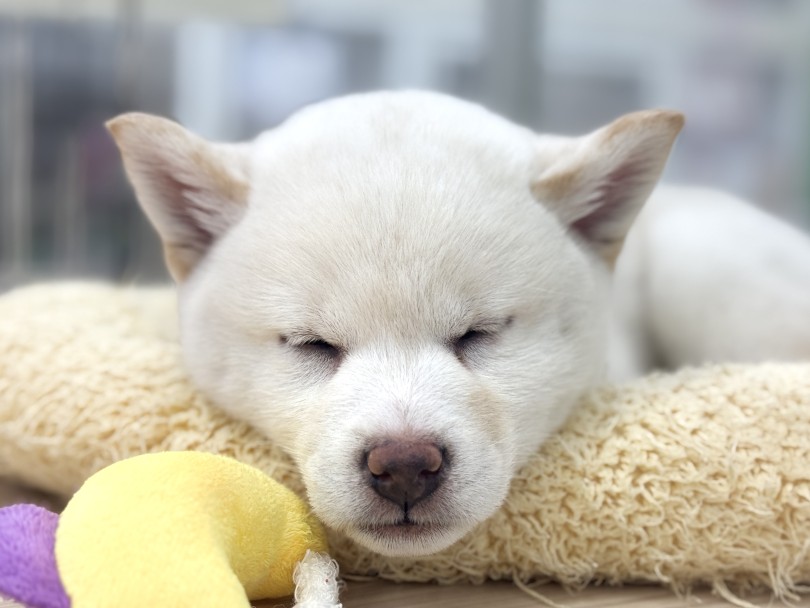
[366,441,445,509]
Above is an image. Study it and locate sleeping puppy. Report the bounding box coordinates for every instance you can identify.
[107,90,810,556]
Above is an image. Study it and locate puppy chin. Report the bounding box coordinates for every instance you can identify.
[345,520,471,557]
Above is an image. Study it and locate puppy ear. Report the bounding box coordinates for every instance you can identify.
[107,113,251,281]
[531,110,684,266]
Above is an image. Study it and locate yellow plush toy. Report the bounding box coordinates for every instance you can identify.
[0,451,340,608]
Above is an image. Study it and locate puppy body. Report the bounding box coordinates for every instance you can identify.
[612,186,810,379]
[107,91,809,557]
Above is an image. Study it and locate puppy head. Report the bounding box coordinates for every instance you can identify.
[108,92,682,556]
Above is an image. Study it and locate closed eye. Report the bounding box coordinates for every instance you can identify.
[280,334,343,364]
[453,328,491,351]
[451,316,513,360]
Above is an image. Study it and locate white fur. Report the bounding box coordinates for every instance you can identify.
[611,185,810,379]
[107,90,809,557]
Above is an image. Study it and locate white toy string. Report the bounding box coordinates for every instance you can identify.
[293,550,343,608]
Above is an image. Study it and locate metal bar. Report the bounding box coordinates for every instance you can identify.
[53,135,85,273]
[0,18,33,280]
[480,0,542,127]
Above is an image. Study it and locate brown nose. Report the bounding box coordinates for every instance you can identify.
[366,441,445,510]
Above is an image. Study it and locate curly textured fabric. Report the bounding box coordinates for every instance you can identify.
[1,282,809,604]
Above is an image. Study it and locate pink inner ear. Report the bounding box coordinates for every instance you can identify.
[146,160,217,254]
[570,154,656,246]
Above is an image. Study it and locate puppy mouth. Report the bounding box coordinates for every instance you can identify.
[359,518,438,538]
[350,514,463,556]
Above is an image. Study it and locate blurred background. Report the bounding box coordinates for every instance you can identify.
[0,0,809,287]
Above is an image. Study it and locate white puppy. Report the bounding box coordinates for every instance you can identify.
[107,91,810,557]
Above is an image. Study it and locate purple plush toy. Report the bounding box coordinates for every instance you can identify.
[0,504,69,607]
